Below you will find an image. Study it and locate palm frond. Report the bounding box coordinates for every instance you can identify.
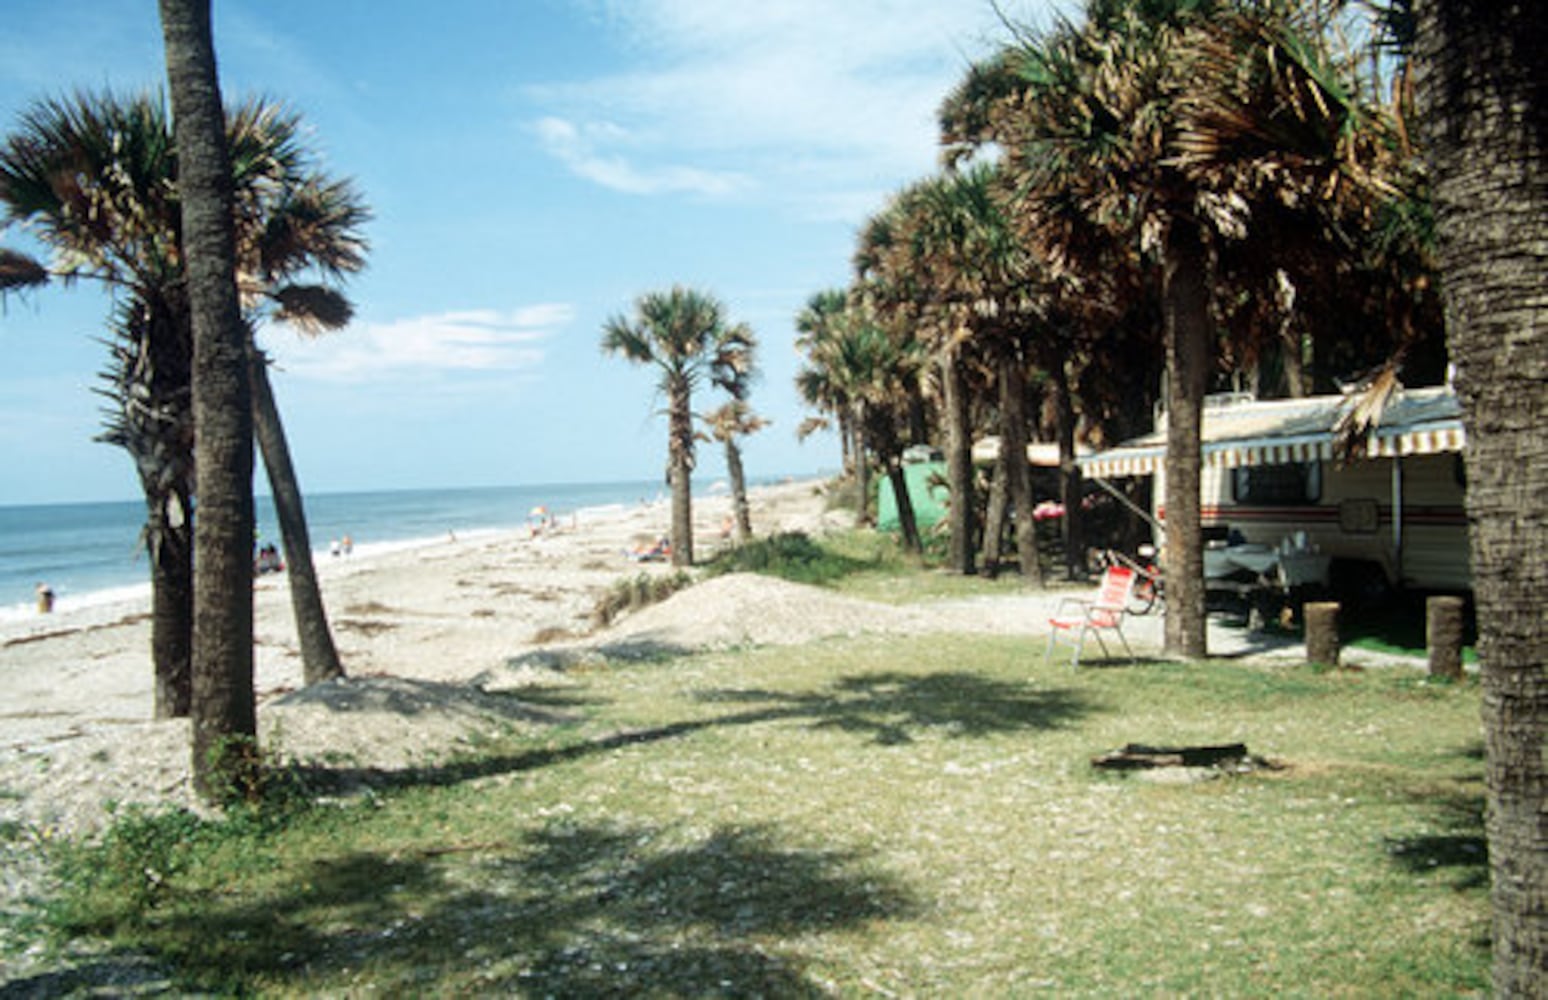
[271,283,353,332]
[0,247,48,291]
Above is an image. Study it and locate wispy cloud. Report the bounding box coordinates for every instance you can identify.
[533,117,749,197]
[264,305,573,383]
[527,0,1029,213]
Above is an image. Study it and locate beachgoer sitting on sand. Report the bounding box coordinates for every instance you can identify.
[627,535,671,562]
[254,543,284,575]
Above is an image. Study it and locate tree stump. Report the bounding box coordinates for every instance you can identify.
[1427,595,1467,681]
[1304,601,1340,667]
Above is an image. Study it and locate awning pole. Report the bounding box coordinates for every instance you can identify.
[1091,476,1164,535]
[1392,455,1404,585]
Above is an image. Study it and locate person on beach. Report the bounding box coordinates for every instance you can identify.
[35,582,54,613]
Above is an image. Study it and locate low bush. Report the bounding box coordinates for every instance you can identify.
[590,570,695,628]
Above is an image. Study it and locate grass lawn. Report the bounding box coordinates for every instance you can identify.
[22,627,1488,995]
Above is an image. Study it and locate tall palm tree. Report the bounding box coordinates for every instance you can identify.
[602,286,755,566]
[701,401,768,543]
[856,182,983,572]
[158,0,256,801]
[1414,0,1546,990]
[0,92,367,707]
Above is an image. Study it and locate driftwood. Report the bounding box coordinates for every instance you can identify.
[1091,742,1274,771]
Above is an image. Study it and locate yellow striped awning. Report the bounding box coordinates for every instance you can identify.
[1080,386,1464,479]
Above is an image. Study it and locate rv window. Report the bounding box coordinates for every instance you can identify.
[1232,462,1321,505]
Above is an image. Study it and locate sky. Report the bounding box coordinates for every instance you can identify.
[0,0,1056,506]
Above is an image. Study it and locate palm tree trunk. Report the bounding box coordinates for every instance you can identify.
[941,346,977,575]
[980,459,1008,577]
[248,349,343,684]
[886,462,922,554]
[1416,2,1547,991]
[667,379,694,566]
[160,0,257,802]
[852,404,872,527]
[907,384,929,447]
[1052,359,1084,582]
[723,437,752,542]
[147,496,192,718]
[1162,221,1211,659]
[838,411,854,477]
[1001,353,1040,585]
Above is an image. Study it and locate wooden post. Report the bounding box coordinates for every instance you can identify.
[1427,595,1466,681]
[1304,601,1340,667]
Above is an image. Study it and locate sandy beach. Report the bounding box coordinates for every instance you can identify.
[0,477,1364,844]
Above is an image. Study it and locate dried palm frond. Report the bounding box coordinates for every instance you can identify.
[272,283,353,333]
[1332,362,1402,462]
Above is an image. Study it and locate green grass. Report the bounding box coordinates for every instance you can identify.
[17,624,1488,995]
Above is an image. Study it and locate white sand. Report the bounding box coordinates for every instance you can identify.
[0,480,851,836]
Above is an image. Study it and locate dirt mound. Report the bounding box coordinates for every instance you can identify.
[587,572,916,657]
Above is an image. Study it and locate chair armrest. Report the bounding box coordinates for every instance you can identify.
[1054,596,1093,617]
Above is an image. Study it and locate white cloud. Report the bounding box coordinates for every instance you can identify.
[528,0,1046,212]
[263,305,573,383]
[533,117,748,197]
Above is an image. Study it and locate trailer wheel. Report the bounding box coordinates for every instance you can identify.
[1332,559,1393,609]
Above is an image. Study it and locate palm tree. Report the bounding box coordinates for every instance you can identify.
[0,92,367,706]
[855,182,983,572]
[794,288,856,476]
[796,295,927,550]
[701,401,768,542]
[1414,0,1546,990]
[602,286,755,566]
[158,0,256,801]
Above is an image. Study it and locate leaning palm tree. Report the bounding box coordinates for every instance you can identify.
[601,286,755,567]
[700,401,769,543]
[0,90,368,709]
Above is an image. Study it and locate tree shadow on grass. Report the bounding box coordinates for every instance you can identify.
[299,669,1097,793]
[1384,742,1488,894]
[697,670,1094,745]
[24,821,916,996]
[1384,788,1489,892]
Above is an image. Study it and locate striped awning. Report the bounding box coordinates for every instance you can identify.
[1080,387,1465,479]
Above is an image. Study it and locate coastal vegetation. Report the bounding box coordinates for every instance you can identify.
[601,286,758,568]
[13,547,1486,994]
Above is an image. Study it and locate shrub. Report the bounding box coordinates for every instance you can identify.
[702,531,880,586]
[591,571,695,628]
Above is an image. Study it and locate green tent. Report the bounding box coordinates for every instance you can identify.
[875,460,949,532]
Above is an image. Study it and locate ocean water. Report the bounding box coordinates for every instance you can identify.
[0,479,676,622]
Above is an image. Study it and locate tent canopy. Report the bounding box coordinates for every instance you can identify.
[1079,385,1464,479]
[971,437,1091,467]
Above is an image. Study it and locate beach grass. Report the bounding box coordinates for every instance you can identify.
[29,625,1487,994]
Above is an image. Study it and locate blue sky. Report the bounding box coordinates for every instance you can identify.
[0,0,1051,505]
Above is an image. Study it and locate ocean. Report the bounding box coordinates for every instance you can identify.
[0,479,679,622]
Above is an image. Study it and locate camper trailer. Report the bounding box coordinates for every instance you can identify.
[1080,385,1470,595]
